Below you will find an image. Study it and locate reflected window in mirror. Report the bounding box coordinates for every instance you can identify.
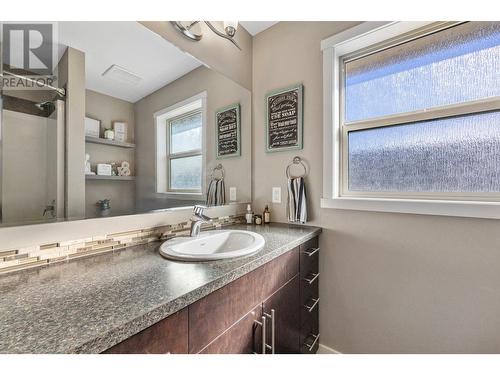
[168,110,203,192]
[155,92,207,200]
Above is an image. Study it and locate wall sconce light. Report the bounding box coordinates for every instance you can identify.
[171,21,241,50]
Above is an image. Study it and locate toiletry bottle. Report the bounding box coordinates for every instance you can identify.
[263,205,271,224]
[255,214,262,225]
[245,204,253,224]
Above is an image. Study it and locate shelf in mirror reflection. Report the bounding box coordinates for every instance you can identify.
[85,175,135,181]
[85,136,136,148]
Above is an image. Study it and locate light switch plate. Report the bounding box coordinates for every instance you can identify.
[229,187,237,201]
[272,187,281,203]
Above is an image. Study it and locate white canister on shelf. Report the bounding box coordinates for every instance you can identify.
[104,128,115,140]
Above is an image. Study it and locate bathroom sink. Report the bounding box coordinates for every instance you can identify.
[159,230,265,261]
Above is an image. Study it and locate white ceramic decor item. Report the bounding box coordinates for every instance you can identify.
[97,164,112,176]
[85,117,100,138]
[104,128,115,140]
[117,161,131,176]
[85,153,95,175]
[113,121,127,142]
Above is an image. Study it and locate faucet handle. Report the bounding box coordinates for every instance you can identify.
[193,205,207,215]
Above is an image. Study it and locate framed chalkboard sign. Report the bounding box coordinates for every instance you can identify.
[216,103,241,159]
[265,84,303,153]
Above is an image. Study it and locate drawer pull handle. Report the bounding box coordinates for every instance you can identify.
[303,272,320,285]
[305,333,320,352]
[304,297,320,312]
[303,247,320,257]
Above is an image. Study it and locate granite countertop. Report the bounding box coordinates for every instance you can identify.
[0,223,321,353]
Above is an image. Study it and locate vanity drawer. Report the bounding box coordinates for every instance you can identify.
[300,305,319,354]
[299,237,319,278]
[301,293,320,325]
[301,269,319,300]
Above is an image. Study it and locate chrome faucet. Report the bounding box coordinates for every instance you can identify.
[190,205,212,237]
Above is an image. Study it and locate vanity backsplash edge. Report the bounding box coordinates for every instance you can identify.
[0,214,245,275]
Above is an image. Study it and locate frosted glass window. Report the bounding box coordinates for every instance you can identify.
[348,111,500,192]
[170,111,202,153]
[170,155,202,190]
[345,22,500,123]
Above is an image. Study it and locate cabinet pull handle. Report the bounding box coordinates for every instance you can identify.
[261,315,267,354]
[253,316,267,354]
[303,247,320,257]
[304,297,320,312]
[303,272,320,285]
[305,333,320,352]
[264,309,276,354]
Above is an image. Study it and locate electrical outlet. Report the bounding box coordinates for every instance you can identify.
[229,187,237,201]
[272,187,281,203]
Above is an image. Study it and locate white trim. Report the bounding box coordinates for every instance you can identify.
[317,344,342,354]
[321,21,500,219]
[321,197,500,220]
[320,21,433,52]
[154,91,207,200]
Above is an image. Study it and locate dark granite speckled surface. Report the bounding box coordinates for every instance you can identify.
[0,223,320,353]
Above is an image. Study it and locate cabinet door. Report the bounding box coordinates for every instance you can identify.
[189,248,299,353]
[262,275,300,354]
[103,308,188,354]
[199,305,263,354]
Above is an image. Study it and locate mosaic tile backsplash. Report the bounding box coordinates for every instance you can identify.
[0,214,245,275]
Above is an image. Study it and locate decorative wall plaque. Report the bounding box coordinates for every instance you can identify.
[265,84,303,152]
[216,103,241,158]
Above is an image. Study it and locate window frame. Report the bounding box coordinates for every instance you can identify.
[154,91,207,200]
[166,109,203,194]
[321,21,500,219]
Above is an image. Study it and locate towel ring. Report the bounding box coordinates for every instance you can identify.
[211,164,225,180]
[286,156,307,178]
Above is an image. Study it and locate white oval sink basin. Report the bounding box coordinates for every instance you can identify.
[159,230,265,261]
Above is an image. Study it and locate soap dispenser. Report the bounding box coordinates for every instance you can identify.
[245,204,253,224]
[263,205,271,224]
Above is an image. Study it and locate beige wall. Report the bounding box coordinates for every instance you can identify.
[85,90,135,217]
[252,21,500,353]
[58,47,86,220]
[134,65,252,211]
[1,111,50,223]
[141,21,253,91]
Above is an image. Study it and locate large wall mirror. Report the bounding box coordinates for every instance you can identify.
[0,21,251,226]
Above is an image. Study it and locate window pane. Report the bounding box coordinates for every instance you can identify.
[348,111,500,193]
[170,111,202,153]
[345,22,500,122]
[170,155,202,190]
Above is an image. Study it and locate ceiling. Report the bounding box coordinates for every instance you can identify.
[240,21,279,36]
[57,22,202,103]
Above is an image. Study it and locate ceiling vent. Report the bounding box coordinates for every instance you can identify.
[102,64,142,85]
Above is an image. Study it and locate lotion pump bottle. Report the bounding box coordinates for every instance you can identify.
[263,205,271,224]
[245,204,253,224]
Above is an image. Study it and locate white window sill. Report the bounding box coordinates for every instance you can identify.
[321,197,500,219]
[157,192,205,201]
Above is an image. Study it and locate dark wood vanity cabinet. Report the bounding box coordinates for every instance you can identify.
[199,305,263,354]
[104,234,320,355]
[104,308,188,354]
[262,275,301,353]
[299,236,320,354]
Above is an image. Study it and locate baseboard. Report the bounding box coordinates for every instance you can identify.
[317,343,342,354]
